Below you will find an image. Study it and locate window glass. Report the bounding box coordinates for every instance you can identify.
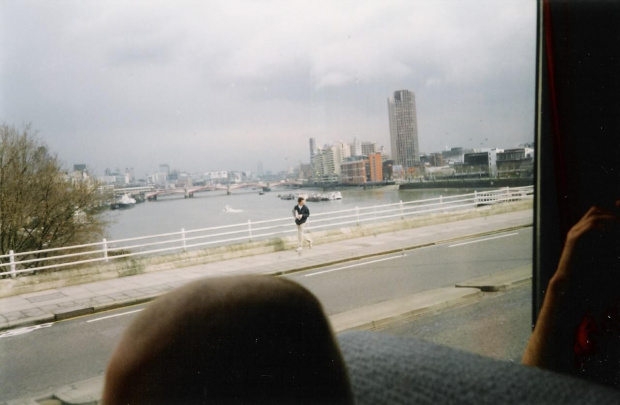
[0,0,536,401]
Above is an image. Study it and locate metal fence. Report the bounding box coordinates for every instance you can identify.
[0,186,533,278]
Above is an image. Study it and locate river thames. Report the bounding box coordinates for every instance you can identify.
[102,187,489,241]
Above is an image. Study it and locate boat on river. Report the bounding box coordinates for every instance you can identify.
[279,193,296,200]
[306,194,326,202]
[306,192,343,202]
[327,191,343,200]
[111,194,137,210]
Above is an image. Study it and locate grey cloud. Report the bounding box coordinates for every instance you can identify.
[1,0,537,175]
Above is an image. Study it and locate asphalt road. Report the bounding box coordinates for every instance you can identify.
[289,228,532,314]
[380,282,532,363]
[0,228,532,402]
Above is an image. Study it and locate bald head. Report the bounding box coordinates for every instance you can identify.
[103,275,352,404]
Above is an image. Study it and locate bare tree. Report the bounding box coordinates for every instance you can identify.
[0,124,108,273]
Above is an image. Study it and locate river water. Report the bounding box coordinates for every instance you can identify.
[102,187,485,241]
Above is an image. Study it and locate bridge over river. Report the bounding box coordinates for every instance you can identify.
[114,180,303,201]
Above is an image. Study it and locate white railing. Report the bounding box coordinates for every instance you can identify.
[0,186,533,278]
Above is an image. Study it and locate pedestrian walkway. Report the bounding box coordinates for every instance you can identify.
[0,209,533,332]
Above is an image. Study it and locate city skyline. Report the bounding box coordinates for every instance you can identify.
[2,1,536,177]
[86,129,533,182]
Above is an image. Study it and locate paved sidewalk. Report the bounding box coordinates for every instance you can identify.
[0,210,533,332]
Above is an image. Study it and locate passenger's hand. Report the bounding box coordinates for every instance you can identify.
[553,202,620,287]
[523,200,620,378]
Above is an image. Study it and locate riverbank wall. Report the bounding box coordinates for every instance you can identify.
[0,200,533,298]
[399,178,533,190]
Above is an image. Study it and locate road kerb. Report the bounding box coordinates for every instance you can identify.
[53,375,104,405]
[90,294,160,313]
[2,314,55,331]
[329,287,483,333]
[53,306,95,321]
[455,265,532,292]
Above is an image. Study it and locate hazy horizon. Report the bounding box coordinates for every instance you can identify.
[1,0,537,177]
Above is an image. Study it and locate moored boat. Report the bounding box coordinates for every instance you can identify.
[279,193,296,200]
[327,191,343,200]
[111,194,137,209]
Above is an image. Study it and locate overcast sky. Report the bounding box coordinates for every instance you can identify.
[1,0,536,177]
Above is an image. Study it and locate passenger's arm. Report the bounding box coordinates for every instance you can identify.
[522,203,620,373]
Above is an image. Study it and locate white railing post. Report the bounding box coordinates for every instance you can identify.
[356,206,360,226]
[9,250,16,279]
[181,228,187,252]
[474,190,478,206]
[399,200,404,219]
[248,220,253,242]
[102,238,109,263]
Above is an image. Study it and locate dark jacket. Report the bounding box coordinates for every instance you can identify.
[293,204,310,225]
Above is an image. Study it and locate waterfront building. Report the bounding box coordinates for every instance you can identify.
[322,144,344,176]
[496,148,534,178]
[203,171,228,182]
[392,164,405,180]
[382,159,394,181]
[420,153,445,167]
[388,89,420,169]
[442,147,465,164]
[311,143,346,181]
[368,153,383,182]
[425,165,456,179]
[149,172,168,187]
[335,141,351,160]
[341,160,367,184]
[361,141,377,156]
[379,145,389,160]
[99,168,128,186]
[459,148,500,178]
[311,152,324,180]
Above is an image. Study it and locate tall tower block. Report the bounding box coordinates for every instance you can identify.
[388,90,420,168]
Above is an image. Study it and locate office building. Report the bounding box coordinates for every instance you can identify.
[341,160,367,184]
[442,147,465,164]
[311,143,346,181]
[353,136,362,156]
[159,164,170,176]
[361,141,377,156]
[496,148,534,178]
[368,153,383,182]
[388,90,420,168]
[309,138,317,160]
